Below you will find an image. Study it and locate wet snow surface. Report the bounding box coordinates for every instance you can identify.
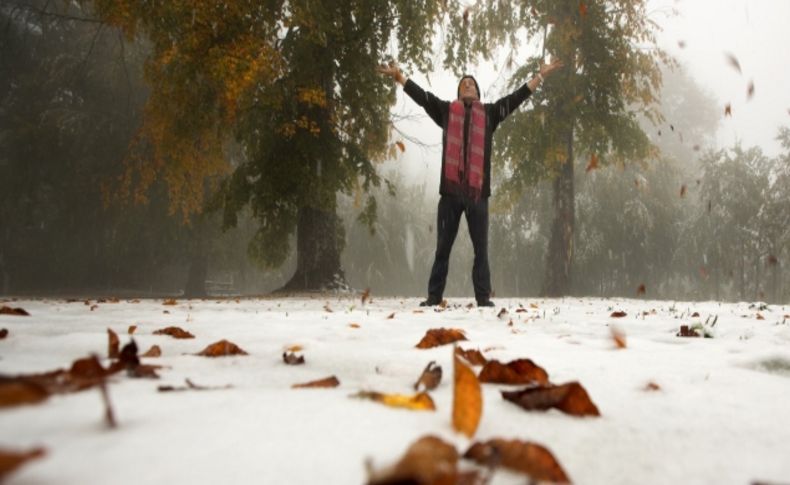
[2,296,790,484]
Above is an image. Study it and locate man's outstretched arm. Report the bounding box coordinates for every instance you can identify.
[490,58,565,127]
[377,63,447,127]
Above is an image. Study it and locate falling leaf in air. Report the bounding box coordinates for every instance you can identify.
[395,141,406,153]
[361,288,371,304]
[0,447,46,481]
[670,124,674,131]
[502,381,601,416]
[699,266,709,279]
[579,2,587,17]
[367,435,460,485]
[0,306,29,316]
[351,391,436,411]
[724,52,742,74]
[141,345,162,357]
[747,80,755,100]
[462,7,470,24]
[282,351,305,365]
[636,283,646,296]
[107,328,120,359]
[292,375,340,389]
[413,361,443,391]
[610,326,627,349]
[479,359,549,385]
[680,184,687,198]
[767,254,778,266]
[162,298,177,306]
[128,325,137,335]
[452,355,482,437]
[198,340,248,357]
[586,153,599,172]
[0,328,7,339]
[455,347,488,366]
[724,103,732,117]
[657,129,661,136]
[610,311,627,318]
[153,326,195,339]
[415,328,467,348]
[464,439,570,483]
[677,40,686,48]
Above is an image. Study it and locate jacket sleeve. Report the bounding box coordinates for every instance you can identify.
[487,83,532,131]
[403,78,449,128]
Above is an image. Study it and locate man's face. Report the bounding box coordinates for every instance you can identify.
[459,77,479,101]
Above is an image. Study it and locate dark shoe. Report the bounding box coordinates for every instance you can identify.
[420,296,442,307]
[477,299,495,307]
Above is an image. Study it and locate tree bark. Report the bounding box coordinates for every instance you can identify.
[542,128,575,297]
[278,204,347,292]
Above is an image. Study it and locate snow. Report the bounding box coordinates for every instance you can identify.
[2,296,790,484]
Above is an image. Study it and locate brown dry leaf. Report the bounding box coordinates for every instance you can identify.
[479,359,549,385]
[0,378,50,407]
[162,298,177,306]
[352,391,435,411]
[361,288,371,304]
[324,303,333,313]
[285,344,304,352]
[0,328,8,339]
[282,351,305,365]
[0,447,46,481]
[767,254,779,266]
[452,355,482,438]
[464,439,569,483]
[610,326,627,349]
[747,80,755,100]
[585,153,599,172]
[724,52,742,74]
[502,381,601,417]
[724,103,732,117]
[610,311,627,318]
[756,313,765,320]
[367,435,459,485]
[455,347,488,366]
[128,325,137,335]
[197,340,248,357]
[141,345,162,358]
[413,361,442,391]
[497,308,508,319]
[636,283,646,296]
[415,328,467,349]
[107,328,120,359]
[386,312,395,319]
[153,326,195,339]
[644,381,661,391]
[579,2,588,17]
[0,305,29,316]
[677,325,700,337]
[292,375,340,389]
[348,323,361,329]
[395,141,406,153]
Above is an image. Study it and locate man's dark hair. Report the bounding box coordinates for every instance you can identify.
[457,75,481,99]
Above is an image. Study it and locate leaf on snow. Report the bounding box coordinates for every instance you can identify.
[153,326,195,339]
[502,381,601,417]
[724,103,732,117]
[455,347,488,366]
[0,306,29,316]
[0,328,7,339]
[0,378,50,407]
[413,361,442,391]
[352,390,435,411]
[141,345,162,357]
[479,358,549,385]
[415,328,467,349]
[282,351,305,365]
[0,447,46,481]
[463,439,570,483]
[162,298,178,306]
[610,326,627,349]
[197,340,248,357]
[452,354,482,438]
[610,311,627,318]
[128,325,137,335]
[292,375,340,389]
[367,435,460,485]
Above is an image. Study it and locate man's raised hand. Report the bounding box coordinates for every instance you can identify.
[539,58,565,78]
[377,62,406,85]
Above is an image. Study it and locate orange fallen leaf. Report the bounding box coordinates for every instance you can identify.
[367,435,460,485]
[610,311,627,318]
[292,375,340,389]
[141,345,162,357]
[153,326,195,339]
[452,355,482,438]
[502,381,601,417]
[107,328,120,359]
[413,361,442,391]
[282,351,305,365]
[479,359,549,385]
[0,306,29,316]
[0,379,49,407]
[756,313,765,320]
[128,325,137,335]
[586,153,599,172]
[284,344,303,352]
[464,439,569,483]
[197,340,248,357]
[724,103,732,117]
[529,303,539,309]
[415,328,467,349]
[644,381,661,391]
[455,347,488,366]
[348,323,361,329]
[610,326,627,349]
[395,141,406,153]
[0,447,46,481]
[352,391,435,411]
[162,298,177,306]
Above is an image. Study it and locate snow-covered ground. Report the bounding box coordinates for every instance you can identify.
[2,296,790,484]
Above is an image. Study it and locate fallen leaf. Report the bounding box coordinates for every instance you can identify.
[0,378,49,407]
[756,313,765,320]
[198,340,248,357]
[691,312,700,317]
[395,141,406,153]
[292,375,340,389]
[324,303,333,313]
[724,103,732,117]
[0,328,7,339]
[153,326,195,339]
[479,359,549,385]
[502,381,601,417]
[452,354,482,438]
[415,328,467,349]
[677,325,700,337]
[464,439,569,483]
[586,153,599,172]
[724,52,742,74]
[529,303,539,309]
[0,306,29,316]
[141,345,162,357]
[0,447,46,481]
[352,391,435,411]
[128,325,137,335]
[610,311,627,318]
[610,326,627,349]
[285,344,304,352]
[747,80,755,100]
[497,308,508,319]
[644,381,661,391]
[636,283,646,296]
[678,40,686,48]
[413,361,442,391]
[367,435,459,485]
[112,340,160,378]
[107,328,120,359]
[455,347,488,366]
[162,298,177,306]
[386,312,395,319]
[348,323,361,329]
[282,351,305,365]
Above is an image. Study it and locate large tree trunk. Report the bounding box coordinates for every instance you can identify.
[542,129,575,297]
[279,205,347,292]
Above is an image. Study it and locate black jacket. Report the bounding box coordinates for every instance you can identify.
[403,78,532,198]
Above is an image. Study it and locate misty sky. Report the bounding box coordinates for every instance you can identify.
[390,0,790,187]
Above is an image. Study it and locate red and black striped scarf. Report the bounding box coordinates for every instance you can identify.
[444,100,485,200]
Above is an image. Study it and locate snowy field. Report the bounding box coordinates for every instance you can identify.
[2,296,790,484]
